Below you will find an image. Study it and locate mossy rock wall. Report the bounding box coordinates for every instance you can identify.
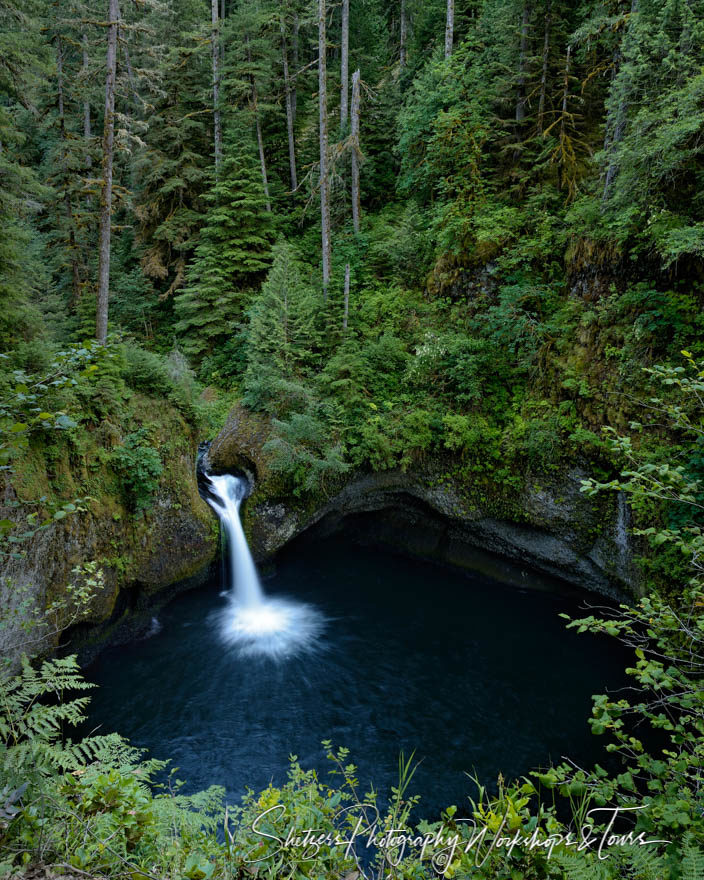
[0,394,218,663]
[209,406,639,600]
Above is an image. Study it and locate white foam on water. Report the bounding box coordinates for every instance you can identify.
[204,473,325,659]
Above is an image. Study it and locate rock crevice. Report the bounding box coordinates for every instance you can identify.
[209,406,638,600]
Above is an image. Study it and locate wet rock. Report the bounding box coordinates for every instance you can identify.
[0,427,217,665]
[209,407,639,601]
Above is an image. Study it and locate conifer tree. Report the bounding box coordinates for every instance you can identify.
[96,0,119,344]
[41,0,100,315]
[243,240,319,412]
[174,135,275,364]
[0,0,49,345]
[318,0,331,299]
[211,0,222,173]
[597,0,704,263]
[223,1,279,213]
[134,0,211,301]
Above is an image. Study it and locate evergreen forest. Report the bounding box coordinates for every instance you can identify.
[1,0,704,877]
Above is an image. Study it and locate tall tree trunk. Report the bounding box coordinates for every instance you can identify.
[281,17,298,192]
[400,0,407,68]
[343,262,350,330]
[246,41,271,212]
[351,68,361,234]
[537,0,551,132]
[557,42,572,191]
[515,3,530,122]
[292,13,299,120]
[82,34,91,168]
[340,0,349,126]
[318,0,331,299]
[560,45,571,120]
[114,0,138,108]
[56,39,65,121]
[602,0,638,202]
[220,0,225,65]
[56,38,81,302]
[255,111,271,211]
[96,0,119,344]
[445,0,454,59]
[122,44,138,106]
[211,0,222,174]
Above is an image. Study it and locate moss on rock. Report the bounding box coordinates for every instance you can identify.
[0,392,218,662]
[207,403,639,599]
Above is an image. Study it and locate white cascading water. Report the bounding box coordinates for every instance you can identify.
[205,473,324,659]
[207,474,264,607]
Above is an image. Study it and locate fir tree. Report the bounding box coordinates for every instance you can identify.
[40,1,101,326]
[174,134,275,366]
[134,0,212,302]
[0,0,50,346]
[597,0,704,261]
[222,0,280,212]
[243,240,320,414]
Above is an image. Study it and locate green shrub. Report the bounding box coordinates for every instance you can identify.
[73,344,128,423]
[110,429,164,513]
[119,343,205,424]
[120,342,173,397]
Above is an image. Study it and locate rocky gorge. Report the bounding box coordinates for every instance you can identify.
[207,405,639,601]
[1,399,639,666]
[0,397,217,664]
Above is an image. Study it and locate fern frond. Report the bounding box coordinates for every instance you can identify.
[551,849,615,880]
[682,836,704,880]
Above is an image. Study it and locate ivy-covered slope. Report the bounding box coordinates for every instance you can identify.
[0,343,218,663]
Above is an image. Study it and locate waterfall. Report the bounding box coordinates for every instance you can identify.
[615,490,630,568]
[203,471,325,659]
[206,474,264,606]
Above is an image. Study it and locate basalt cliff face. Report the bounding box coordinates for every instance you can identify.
[2,395,638,667]
[0,405,217,664]
[207,405,639,600]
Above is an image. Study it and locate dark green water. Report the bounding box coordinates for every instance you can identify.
[84,536,626,816]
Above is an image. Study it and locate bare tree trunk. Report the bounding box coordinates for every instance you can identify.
[211,0,222,174]
[113,0,140,111]
[56,39,81,302]
[82,34,92,168]
[602,48,620,157]
[603,0,638,202]
[292,13,299,120]
[560,45,571,120]
[400,0,407,68]
[445,0,454,59]
[350,68,361,234]
[96,0,119,344]
[318,0,331,299]
[516,3,530,122]
[56,39,65,121]
[122,43,138,105]
[554,44,573,193]
[343,263,350,330]
[537,0,551,132]
[281,18,298,192]
[283,284,289,362]
[340,0,349,126]
[255,112,272,211]
[246,40,271,212]
[220,0,225,65]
